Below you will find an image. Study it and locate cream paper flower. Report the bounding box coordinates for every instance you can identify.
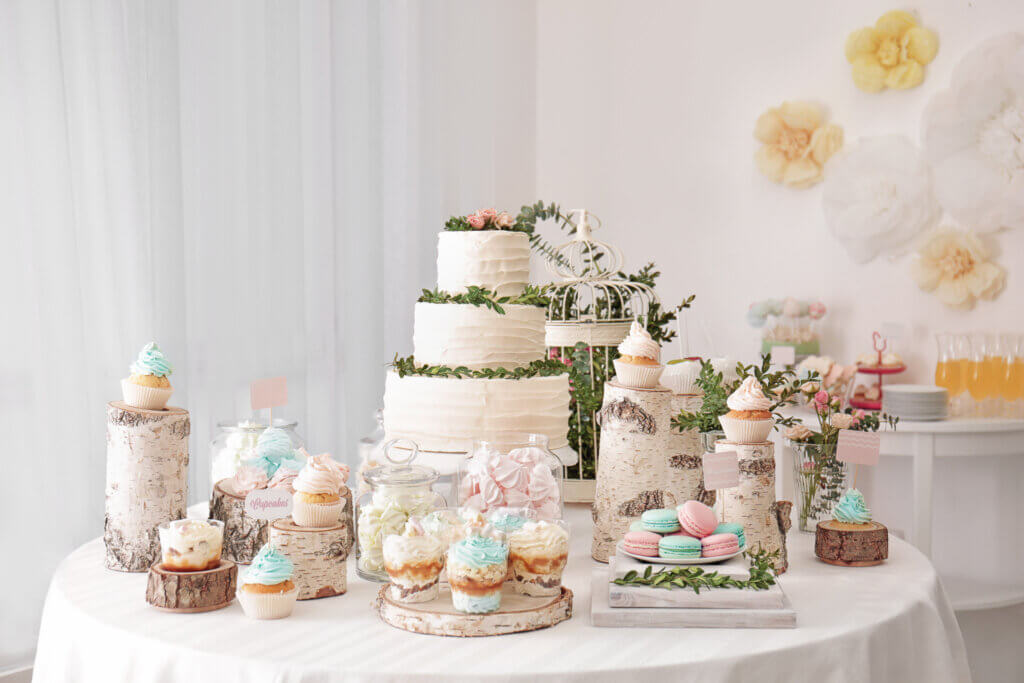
[921,34,1024,233]
[846,10,939,92]
[822,135,941,263]
[909,229,1005,309]
[754,101,844,188]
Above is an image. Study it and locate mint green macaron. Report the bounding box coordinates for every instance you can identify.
[641,508,682,534]
[629,520,647,532]
[659,535,701,559]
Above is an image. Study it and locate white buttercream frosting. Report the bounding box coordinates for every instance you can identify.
[617,320,660,361]
[413,303,545,370]
[727,376,773,411]
[509,521,569,557]
[383,531,444,567]
[436,231,530,297]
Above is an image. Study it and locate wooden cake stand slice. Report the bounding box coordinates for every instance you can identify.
[146,560,237,612]
[376,584,573,637]
[815,520,889,567]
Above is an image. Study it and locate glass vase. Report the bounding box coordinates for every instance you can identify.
[791,441,848,533]
[700,430,725,453]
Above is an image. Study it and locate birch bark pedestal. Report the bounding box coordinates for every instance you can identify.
[145,561,237,612]
[815,520,888,566]
[592,383,676,562]
[105,402,189,572]
[270,518,351,599]
[667,393,715,507]
[209,480,268,564]
[715,440,792,574]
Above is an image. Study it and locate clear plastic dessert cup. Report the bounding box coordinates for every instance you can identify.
[158,519,224,572]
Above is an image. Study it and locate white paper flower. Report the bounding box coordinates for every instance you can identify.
[922,34,1024,233]
[909,229,1005,309]
[822,135,941,263]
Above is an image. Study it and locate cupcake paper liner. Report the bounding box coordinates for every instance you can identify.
[121,379,173,410]
[718,415,774,443]
[292,498,343,528]
[236,587,298,620]
[613,359,665,389]
[661,363,701,395]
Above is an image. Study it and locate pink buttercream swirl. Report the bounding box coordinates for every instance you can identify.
[231,466,268,496]
[268,466,299,493]
[616,320,660,361]
[293,452,348,495]
[727,376,773,412]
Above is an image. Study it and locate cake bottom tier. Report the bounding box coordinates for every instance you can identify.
[382,370,570,452]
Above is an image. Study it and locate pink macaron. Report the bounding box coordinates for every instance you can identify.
[677,501,718,538]
[623,531,661,557]
[701,533,740,558]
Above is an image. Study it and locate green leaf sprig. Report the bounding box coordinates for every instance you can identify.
[611,549,779,594]
[390,355,569,380]
[417,285,550,313]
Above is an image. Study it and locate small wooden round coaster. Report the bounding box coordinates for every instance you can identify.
[146,560,237,612]
[815,520,889,567]
[376,584,573,637]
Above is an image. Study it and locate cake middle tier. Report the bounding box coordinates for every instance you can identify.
[382,370,571,452]
[413,302,546,370]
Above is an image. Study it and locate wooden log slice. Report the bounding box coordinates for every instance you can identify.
[209,479,268,564]
[270,519,350,599]
[815,520,888,567]
[146,560,237,612]
[376,585,573,637]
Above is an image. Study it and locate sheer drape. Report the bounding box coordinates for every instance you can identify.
[1,0,538,668]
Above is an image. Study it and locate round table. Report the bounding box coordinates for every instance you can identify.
[33,505,971,683]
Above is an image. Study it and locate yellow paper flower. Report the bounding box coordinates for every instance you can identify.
[846,10,939,92]
[754,101,843,188]
[910,229,1005,309]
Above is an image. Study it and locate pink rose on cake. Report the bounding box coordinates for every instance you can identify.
[467,213,485,229]
[496,211,514,227]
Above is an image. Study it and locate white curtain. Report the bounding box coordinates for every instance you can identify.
[0,0,539,669]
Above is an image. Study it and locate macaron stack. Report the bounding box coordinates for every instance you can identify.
[621,501,745,561]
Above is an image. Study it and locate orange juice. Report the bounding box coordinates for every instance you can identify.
[983,356,1007,398]
[1005,359,1024,401]
[966,360,987,401]
[935,360,963,396]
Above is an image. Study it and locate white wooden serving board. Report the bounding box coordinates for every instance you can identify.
[593,570,796,629]
[610,550,752,581]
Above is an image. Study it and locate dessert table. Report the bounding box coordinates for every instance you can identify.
[33,505,971,683]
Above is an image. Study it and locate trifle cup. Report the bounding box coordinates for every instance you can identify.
[446,534,509,614]
[507,520,570,597]
[383,521,446,603]
[158,519,224,571]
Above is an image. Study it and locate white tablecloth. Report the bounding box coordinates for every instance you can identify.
[34,505,971,683]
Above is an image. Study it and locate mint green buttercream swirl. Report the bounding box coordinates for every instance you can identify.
[834,488,872,524]
[244,428,298,478]
[489,513,528,533]
[130,342,173,377]
[450,535,508,568]
[244,544,293,585]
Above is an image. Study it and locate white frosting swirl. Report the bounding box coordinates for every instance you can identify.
[727,376,772,412]
[383,532,443,566]
[617,320,660,361]
[509,521,569,557]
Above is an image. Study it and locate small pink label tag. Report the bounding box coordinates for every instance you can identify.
[251,376,288,410]
[837,430,881,466]
[244,488,293,521]
[771,345,796,365]
[703,451,739,490]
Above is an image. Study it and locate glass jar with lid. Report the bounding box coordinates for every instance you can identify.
[355,439,445,582]
[456,432,564,520]
[355,409,386,499]
[209,419,305,488]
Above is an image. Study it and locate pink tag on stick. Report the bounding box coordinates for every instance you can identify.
[837,430,880,466]
[251,376,288,411]
[703,451,739,490]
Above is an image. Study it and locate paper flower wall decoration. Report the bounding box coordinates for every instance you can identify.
[845,10,938,92]
[754,101,843,188]
[909,229,1005,309]
[922,33,1024,233]
[822,135,941,263]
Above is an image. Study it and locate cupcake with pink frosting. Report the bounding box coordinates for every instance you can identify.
[613,320,664,389]
[291,452,349,528]
[718,376,775,443]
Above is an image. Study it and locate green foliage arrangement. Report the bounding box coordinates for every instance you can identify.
[611,549,779,593]
[417,285,550,313]
[390,355,569,380]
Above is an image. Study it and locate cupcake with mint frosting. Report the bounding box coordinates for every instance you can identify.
[237,544,298,619]
[121,342,174,409]
[612,320,664,389]
[446,534,509,614]
[832,489,873,529]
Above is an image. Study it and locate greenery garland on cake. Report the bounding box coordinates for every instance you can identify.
[390,355,569,380]
[417,285,550,313]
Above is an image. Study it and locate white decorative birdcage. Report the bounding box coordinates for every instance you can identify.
[543,209,659,502]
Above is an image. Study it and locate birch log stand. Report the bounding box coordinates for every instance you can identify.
[145,560,237,613]
[209,479,268,564]
[376,585,573,637]
[815,520,889,566]
[270,513,351,599]
[715,440,792,574]
[105,402,189,572]
[593,382,677,562]
[667,393,716,508]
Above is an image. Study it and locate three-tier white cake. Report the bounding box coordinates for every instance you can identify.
[382,227,571,453]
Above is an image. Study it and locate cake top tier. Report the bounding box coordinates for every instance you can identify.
[436,230,531,297]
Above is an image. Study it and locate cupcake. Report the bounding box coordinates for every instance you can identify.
[507,520,569,597]
[662,358,702,394]
[446,534,509,614]
[612,320,664,389]
[158,519,224,571]
[718,376,774,443]
[832,488,873,529]
[121,342,174,409]
[383,520,446,603]
[237,544,298,619]
[292,452,348,527]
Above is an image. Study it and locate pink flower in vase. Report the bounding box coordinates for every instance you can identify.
[466,213,485,229]
[813,390,830,412]
[496,212,514,228]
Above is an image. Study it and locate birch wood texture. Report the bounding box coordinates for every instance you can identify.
[209,480,268,564]
[815,520,889,566]
[376,584,573,637]
[145,560,237,613]
[592,383,678,562]
[667,393,716,508]
[104,402,190,572]
[270,519,351,599]
[715,440,792,574]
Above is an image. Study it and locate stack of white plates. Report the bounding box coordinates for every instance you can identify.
[882,384,948,421]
